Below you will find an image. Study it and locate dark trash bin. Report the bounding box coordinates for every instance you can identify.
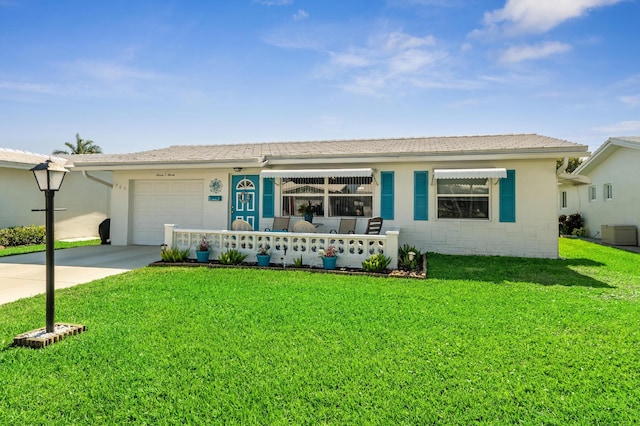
[98,218,111,245]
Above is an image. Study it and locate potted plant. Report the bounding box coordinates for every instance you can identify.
[256,246,270,267]
[319,244,337,270]
[298,202,316,223]
[196,236,210,263]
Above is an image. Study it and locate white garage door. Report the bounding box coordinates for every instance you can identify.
[132,180,204,245]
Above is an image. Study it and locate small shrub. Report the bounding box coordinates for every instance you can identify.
[398,244,422,272]
[219,249,248,265]
[0,225,46,247]
[572,227,589,237]
[293,256,304,268]
[160,245,190,262]
[362,253,392,273]
[559,213,584,235]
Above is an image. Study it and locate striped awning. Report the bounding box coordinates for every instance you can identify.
[433,168,507,179]
[260,168,374,179]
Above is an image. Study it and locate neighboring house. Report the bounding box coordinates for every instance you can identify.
[558,136,640,244]
[0,148,111,240]
[67,134,588,258]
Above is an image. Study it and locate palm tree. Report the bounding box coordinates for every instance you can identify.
[53,133,103,155]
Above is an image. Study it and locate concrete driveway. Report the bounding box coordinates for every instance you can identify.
[0,245,160,305]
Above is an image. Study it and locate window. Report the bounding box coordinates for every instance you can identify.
[589,185,597,202]
[281,176,373,217]
[561,191,568,209]
[604,183,613,200]
[437,178,490,219]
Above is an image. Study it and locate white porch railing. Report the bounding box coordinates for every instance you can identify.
[164,224,399,270]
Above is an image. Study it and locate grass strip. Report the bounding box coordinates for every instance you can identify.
[0,239,101,257]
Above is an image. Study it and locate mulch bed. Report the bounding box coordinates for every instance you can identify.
[149,254,427,279]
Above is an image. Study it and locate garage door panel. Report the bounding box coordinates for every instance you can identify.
[132,179,204,245]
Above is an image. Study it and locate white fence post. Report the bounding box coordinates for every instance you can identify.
[386,231,399,269]
[164,224,176,248]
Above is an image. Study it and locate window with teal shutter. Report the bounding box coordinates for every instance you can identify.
[499,169,516,222]
[262,178,275,218]
[414,171,428,221]
[380,171,394,220]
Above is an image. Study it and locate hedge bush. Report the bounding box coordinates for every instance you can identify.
[0,225,46,247]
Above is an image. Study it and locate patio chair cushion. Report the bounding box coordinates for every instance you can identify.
[265,217,290,232]
[292,220,316,233]
[231,219,253,231]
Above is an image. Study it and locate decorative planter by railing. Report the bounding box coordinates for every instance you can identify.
[164,224,399,270]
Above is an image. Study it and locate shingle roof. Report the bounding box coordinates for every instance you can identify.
[612,136,640,144]
[68,134,588,167]
[573,136,640,175]
[0,148,67,169]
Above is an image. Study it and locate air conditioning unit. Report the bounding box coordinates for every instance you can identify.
[601,225,638,246]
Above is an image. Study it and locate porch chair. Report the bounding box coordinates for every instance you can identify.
[364,217,383,235]
[330,218,356,234]
[231,219,253,231]
[265,216,290,232]
[292,220,316,233]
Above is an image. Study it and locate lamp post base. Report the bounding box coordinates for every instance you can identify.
[13,323,86,349]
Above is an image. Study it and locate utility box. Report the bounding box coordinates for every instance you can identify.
[601,225,638,246]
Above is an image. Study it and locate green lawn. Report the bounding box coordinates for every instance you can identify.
[0,238,101,257]
[0,239,638,424]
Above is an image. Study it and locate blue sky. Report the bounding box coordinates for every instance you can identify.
[1,0,638,155]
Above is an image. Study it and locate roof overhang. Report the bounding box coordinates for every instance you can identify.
[433,168,507,180]
[260,168,374,179]
[557,172,591,186]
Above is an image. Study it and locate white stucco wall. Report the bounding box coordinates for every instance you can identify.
[110,159,560,258]
[0,168,110,240]
[110,168,235,245]
[371,159,559,258]
[564,146,640,241]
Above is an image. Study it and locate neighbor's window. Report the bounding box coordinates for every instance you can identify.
[561,191,568,209]
[589,185,597,202]
[281,176,373,217]
[436,178,489,219]
[604,183,613,200]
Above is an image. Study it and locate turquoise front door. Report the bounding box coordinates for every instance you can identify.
[231,175,259,230]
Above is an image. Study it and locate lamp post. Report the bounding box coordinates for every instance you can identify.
[30,159,68,333]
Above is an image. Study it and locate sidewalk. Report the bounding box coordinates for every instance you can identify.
[581,237,640,254]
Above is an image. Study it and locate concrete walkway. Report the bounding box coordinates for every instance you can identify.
[581,238,640,254]
[0,245,160,305]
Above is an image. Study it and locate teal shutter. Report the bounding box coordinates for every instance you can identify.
[262,178,275,218]
[414,171,428,221]
[380,171,394,220]
[499,169,516,223]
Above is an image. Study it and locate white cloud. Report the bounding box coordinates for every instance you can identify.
[293,9,309,20]
[388,49,441,74]
[254,0,293,5]
[482,0,624,36]
[619,95,640,108]
[331,52,370,68]
[320,31,450,95]
[499,41,572,63]
[594,120,640,133]
[63,60,165,82]
[0,81,58,94]
[382,32,435,51]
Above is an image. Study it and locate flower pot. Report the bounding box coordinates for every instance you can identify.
[257,254,270,267]
[196,250,210,263]
[304,213,313,223]
[322,256,337,270]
